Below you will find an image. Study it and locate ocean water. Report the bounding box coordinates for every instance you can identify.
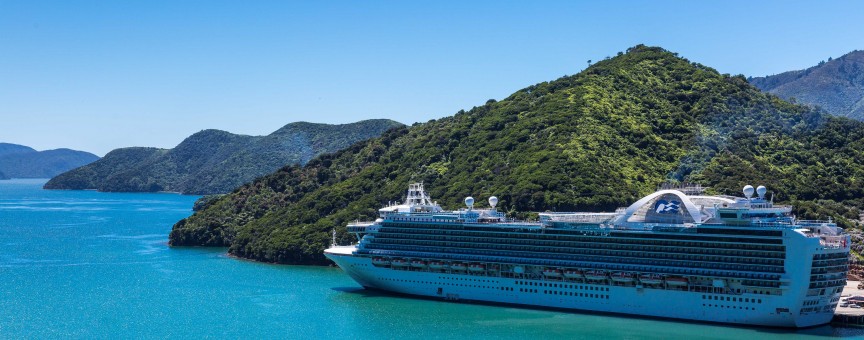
[1,179,863,339]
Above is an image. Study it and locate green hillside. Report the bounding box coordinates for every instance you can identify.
[170,45,864,265]
[44,120,403,195]
[0,143,99,178]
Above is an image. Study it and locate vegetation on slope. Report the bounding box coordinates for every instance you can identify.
[44,120,403,195]
[171,45,864,265]
[749,50,864,120]
[0,143,99,178]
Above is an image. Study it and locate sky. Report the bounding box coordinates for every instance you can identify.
[2,1,863,156]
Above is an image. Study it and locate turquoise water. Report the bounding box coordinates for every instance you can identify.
[1,179,863,339]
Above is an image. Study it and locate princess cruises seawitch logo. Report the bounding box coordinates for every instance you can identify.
[654,200,681,214]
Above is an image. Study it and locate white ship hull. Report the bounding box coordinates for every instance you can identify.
[326,248,835,328]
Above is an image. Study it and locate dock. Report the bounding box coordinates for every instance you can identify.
[833,280,864,326]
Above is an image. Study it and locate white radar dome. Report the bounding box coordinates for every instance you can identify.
[743,185,755,198]
[464,197,475,208]
[488,196,499,208]
[756,185,767,198]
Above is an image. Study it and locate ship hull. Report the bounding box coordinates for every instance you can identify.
[325,250,835,328]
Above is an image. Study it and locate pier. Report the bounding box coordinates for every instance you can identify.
[833,281,864,326]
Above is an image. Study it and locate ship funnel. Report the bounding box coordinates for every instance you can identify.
[489,196,498,208]
[464,197,475,209]
[756,185,767,199]
[743,185,755,199]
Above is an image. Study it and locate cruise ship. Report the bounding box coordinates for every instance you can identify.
[325,183,850,327]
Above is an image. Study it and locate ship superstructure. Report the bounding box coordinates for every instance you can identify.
[325,183,850,327]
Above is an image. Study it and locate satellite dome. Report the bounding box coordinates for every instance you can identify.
[464,197,475,208]
[743,185,755,198]
[488,196,499,208]
[756,185,767,198]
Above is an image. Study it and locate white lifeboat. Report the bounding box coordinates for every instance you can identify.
[468,263,486,272]
[371,257,390,266]
[429,261,447,269]
[410,259,427,268]
[665,276,689,286]
[585,270,607,281]
[610,272,634,283]
[391,258,409,267]
[451,263,467,271]
[543,268,563,277]
[639,273,663,285]
[563,269,584,279]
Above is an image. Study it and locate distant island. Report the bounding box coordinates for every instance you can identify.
[749,50,864,120]
[171,45,864,265]
[44,119,403,195]
[0,143,99,179]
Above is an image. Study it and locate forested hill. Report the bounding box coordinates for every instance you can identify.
[749,50,864,120]
[44,119,403,195]
[0,143,99,178]
[170,45,864,265]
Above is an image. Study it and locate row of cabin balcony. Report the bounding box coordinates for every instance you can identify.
[363,244,785,274]
[375,226,787,249]
[370,232,786,257]
[368,238,785,265]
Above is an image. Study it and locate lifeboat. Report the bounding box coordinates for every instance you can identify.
[451,262,467,271]
[391,258,409,267]
[610,272,634,283]
[468,263,486,272]
[488,264,500,272]
[542,268,563,277]
[563,269,584,279]
[585,270,607,281]
[371,257,390,266]
[410,259,427,268]
[429,261,447,269]
[639,273,663,285]
[665,276,689,286]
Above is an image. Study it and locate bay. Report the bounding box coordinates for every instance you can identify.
[1,179,862,339]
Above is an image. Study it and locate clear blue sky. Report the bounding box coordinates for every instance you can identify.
[2,0,863,156]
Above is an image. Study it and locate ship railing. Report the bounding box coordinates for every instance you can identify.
[797,220,837,227]
[539,212,618,225]
[818,236,845,249]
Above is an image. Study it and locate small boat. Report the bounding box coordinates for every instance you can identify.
[610,272,634,283]
[585,270,607,281]
[410,259,427,268]
[391,258,409,267]
[429,261,447,269]
[563,269,584,279]
[371,257,390,266]
[451,262,467,271]
[468,263,486,272]
[639,273,663,285]
[665,276,689,286]
[542,268,562,277]
[488,264,500,272]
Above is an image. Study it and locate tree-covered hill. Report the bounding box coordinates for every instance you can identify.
[749,50,864,120]
[44,119,403,195]
[170,45,864,265]
[0,143,99,178]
